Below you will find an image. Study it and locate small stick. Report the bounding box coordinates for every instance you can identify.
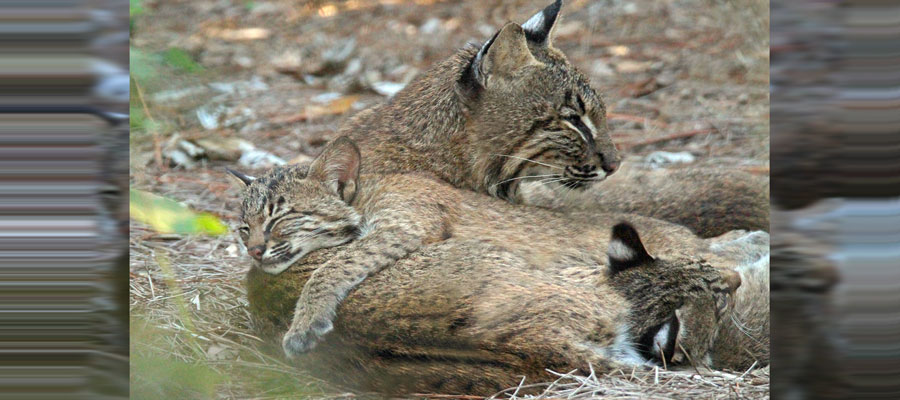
[677,342,703,377]
[133,80,165,170]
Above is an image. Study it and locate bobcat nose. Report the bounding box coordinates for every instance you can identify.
[600,159,619,175]
[248,245,265,260]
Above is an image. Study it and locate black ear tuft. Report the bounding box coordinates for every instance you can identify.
[465,29,502,90]
[608,222,654,274]
[226,168,255,187]
[522,0,562,45]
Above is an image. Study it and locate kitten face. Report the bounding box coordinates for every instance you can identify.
[233,166,362,275]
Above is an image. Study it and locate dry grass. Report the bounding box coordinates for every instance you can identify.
[130,222,768,399]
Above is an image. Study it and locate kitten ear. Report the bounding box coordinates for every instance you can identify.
[522,0,562,46]
[470,22,542,87]
[607,222,655,274]
[307,136,361,204]
[226,168,255,188]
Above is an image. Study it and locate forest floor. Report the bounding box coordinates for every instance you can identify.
[129,0,769,398]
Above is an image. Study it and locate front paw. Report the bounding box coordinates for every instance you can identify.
[282,315,334,358]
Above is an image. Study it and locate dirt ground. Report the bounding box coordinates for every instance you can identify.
[129,0,769,398]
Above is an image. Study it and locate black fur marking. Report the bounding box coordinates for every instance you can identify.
[465,29,502,91]
[608,222,654,274]
[567,116,596,150]
[448,316,469,332]
[636,316,678,362]
[523,0,562,44]
[225,167,254,186]
[341,224,362,238]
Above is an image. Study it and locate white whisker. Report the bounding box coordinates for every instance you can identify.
[490,154,563,170]
[490,174,561,189]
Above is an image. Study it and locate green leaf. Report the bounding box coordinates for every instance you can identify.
[130,0,144,17]
[130,189,228,235]
[163,48,204,74]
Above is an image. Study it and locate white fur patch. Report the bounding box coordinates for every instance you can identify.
[609,324,646,366]
[608,239,635,261]
[581,115,598,140]
[522,12,545,33]
[358,221,376,239]
[651,321,671,356]
[562,119,590,147]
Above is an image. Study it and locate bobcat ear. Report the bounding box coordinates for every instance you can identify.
[522,0,562,46]
[607,222,654,274]
[226,168,255,188]
[471,22,542,87]
[308,136,361,204]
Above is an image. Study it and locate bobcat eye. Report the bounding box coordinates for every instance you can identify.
[237,226,250,240]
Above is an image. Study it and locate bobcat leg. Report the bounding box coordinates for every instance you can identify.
[282,207,445,357]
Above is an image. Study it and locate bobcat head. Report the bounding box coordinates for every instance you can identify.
[606,223,742,367]
[459,0,621,199]
[227,138,363,275]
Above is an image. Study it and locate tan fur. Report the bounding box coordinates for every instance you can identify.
[340,3,620,202]
[697,230,771,371]
[245,235,738,395]
[328,1,767,235]
[232,138,754,364]
[520,165,771,238]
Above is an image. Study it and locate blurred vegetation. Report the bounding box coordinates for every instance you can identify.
[129,190,231,397]
[131,320,225,400]
[130,0,205,133]
[130,189,229,235]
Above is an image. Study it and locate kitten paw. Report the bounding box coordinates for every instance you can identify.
[282,316,334,358]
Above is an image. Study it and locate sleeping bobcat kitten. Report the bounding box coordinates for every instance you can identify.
[337,0,768,236]
[229,137,753,359]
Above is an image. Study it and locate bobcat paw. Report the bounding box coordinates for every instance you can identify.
[282,316,334,358]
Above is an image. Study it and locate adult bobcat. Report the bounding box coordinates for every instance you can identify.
[336,0,767,237]
[228,138,759,364]
[244,229,740,395]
